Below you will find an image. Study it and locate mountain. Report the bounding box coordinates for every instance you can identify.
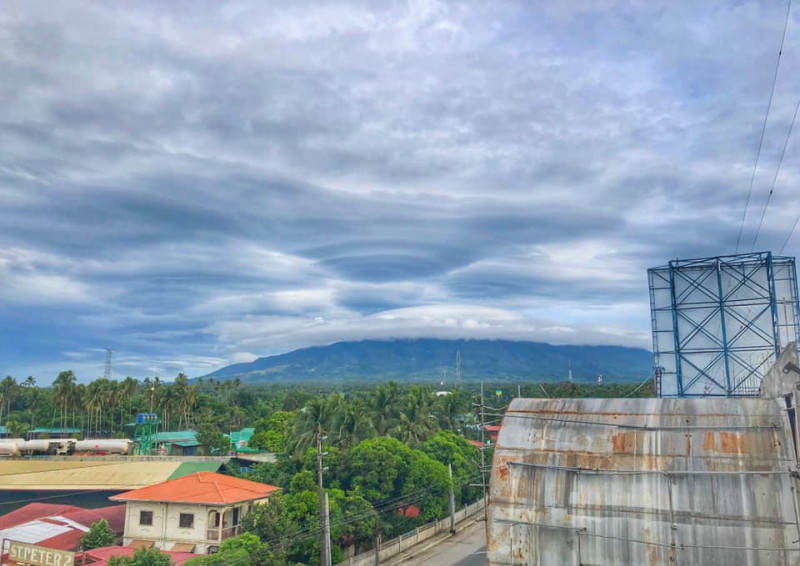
[201,339,653,383]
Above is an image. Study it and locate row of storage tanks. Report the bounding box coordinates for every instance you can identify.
[0,438,133,456]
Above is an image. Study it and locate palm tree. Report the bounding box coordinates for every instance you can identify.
[0,376,17,423]
[157,386,179,431]
[120,377,139,427]
[52,371,76,432]
[435,391,465,434]
[86,380,109,436]
[369,381,399,436]
[288,398,335,458]
[334,398,375,450]
[391,386,439,446]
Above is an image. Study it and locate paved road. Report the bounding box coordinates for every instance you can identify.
[385,519,487,566]
[454,545,487,566]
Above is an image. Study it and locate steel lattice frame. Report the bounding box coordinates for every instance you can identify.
[649,252,800,397]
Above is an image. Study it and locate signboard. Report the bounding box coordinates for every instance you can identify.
[6,541,74,566]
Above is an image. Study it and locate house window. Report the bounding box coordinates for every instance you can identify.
[179,513,195,528]
[139,511,153,526]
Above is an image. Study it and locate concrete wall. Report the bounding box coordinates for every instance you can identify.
[122,501,211,553]
[333,499,485,566]
[760,342,799,399]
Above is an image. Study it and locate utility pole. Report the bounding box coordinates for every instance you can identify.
[323,492,332,566]
[317,431,331,566]
[448,463,456,533]
[479,382,488,523]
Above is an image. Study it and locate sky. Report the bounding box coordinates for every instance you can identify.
[2,0,800,383]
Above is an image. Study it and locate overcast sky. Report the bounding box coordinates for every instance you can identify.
[2,0,800,383]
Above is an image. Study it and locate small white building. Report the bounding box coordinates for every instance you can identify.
[110,471,279,554]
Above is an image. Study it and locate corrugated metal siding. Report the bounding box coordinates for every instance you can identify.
[487,398,800,566]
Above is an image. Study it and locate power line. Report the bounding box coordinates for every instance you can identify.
[779,212,800,253]
[735,0,793,253]
[751,92,800,251]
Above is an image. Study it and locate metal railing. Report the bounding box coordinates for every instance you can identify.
[206,525,241,541]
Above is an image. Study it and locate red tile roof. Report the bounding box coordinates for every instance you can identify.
[83,546,198,566]
[397,503,420,519]
[466,439,485,448]
[110,471,280,505]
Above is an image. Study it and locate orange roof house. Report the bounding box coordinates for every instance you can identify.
[109,472,279,555]
[111,471,279,505]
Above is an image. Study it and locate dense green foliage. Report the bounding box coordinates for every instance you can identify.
[203,339,653,383]
[0,367,654,566]
[107,548,173,566]
[80,519,117,549]
[184,533,279,566]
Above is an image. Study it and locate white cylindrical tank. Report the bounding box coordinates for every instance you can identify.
[0,441,21,457]
[74,439,132,454]
[20,439,56,453]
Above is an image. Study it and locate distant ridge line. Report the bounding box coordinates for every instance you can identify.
[200,338,652,384]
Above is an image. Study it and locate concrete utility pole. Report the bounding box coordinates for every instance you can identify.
[317,431,331,566]
[449,463,456,533]
[323,492,332,566]
[479,382,488,524]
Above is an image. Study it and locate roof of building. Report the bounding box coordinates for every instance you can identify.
[229,428,255,445]
[0,460,222,491]
[171,440,202,447]
[0,426,9,435]
[466,439,485,448]
[29,427,81,434]
[152,430,197,443]
[82,546,198,566]
[111,471,280,505]
[0,503,124,552]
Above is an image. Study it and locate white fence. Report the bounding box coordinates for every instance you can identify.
[333,499,485,566]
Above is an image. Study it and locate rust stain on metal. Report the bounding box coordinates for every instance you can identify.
[643,527,660,566]
[611,431,637,452]
[488,397,799,566]
[719,432,746,454]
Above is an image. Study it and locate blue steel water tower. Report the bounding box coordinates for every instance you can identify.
[649,252,800,397]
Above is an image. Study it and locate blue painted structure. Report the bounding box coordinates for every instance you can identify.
[648,252,800,397]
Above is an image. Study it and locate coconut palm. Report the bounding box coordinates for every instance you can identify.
[369,381,399,436]
[0,376,17,422]
[120,377,139,426]
[334,398,375,450]
[52,371,76,431]
[288,397,336,458]
[391,386,439,446]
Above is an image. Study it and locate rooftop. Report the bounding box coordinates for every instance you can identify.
[82,546,198,566]
[111,471,279,505]
[0,460,222,491]
[0,503,124,552]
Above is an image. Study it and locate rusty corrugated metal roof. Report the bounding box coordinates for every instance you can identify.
[488,397,800,566]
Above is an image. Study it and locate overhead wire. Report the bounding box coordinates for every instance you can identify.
[750,92,800,251]
[780,211,800,253]
[735,0,793,253]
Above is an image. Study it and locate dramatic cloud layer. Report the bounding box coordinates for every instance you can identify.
[2,0,800,381]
